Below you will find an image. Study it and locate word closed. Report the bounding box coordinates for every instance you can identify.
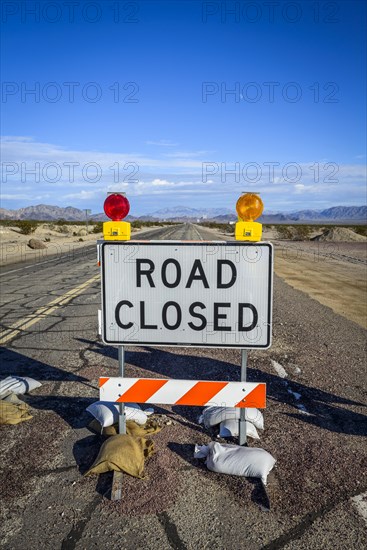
[100,242,273,348]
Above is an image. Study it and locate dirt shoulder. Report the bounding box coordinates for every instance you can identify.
[0,224,99,267]
[0,224,164,267]
[273,241,367,329]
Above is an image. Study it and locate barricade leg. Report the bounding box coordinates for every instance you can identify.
[111,345,126,500]
[239,350,247,446]
[118,346,126,435]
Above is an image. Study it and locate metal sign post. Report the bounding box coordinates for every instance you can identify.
[111,345,126,501]
[239,349,248,446]
[118,346,126,435]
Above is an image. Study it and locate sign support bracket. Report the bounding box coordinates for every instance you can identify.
[239,349,248,446]
[111,345,126,501]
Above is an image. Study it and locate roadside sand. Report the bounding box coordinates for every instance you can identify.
[274,243,367,329]
[0,224,162,267]
[0,225,101,266]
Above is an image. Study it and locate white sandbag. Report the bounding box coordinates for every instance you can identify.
[204,442,276,485]
[124,406,149,425]
[201,406,264,430]
[245,408,264,430]
[219,419,260,440]
[114,402,154,416]
[0,376,42,398]
[86,402,116,427]
[125,403,141,410]
[86,401,148,427]
[194,444,210,459]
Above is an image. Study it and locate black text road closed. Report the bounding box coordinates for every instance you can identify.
[100,242,273,348]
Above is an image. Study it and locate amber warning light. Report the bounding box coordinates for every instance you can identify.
[103,193,131,240]
[235,192,263,242]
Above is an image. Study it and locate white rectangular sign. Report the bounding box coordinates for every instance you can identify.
[100,241,273,349]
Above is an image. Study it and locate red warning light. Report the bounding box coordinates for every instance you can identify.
[103,193,130,221]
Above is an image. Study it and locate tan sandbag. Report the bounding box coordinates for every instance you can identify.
[126,419,161,438]
[88,419,162,438]
[2,392,24,404]
[0,400,33,425]
[85,434,154,478]
[88,419,119,437]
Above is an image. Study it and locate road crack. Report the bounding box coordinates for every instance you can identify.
[157,511,187,550]
[262,484,367,549]
[60,495,101,550]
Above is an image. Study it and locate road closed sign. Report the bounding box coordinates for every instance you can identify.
[100,241,273,348]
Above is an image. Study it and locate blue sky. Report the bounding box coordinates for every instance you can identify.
[1,0,366,215]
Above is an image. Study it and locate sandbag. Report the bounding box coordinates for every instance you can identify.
[85,434,154,478]
[219,419,260,440]
[0,376,42,398]
[88,418,161,438]
[2,392,24,404]
[0,400,33,425]
[201,406,264,430]
[194,444,210,459]
[198,442,275,485]
[86,401,148,427]
[124,420,161,438]
[88,419,117,436]
[129,404,154,416]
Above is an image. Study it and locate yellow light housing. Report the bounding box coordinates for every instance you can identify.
[235,192,263,242]
[103,220,131,241]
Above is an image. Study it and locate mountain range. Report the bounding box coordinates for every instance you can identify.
[0,204,366,223]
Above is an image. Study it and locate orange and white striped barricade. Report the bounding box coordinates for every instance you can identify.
[99,377,266,409]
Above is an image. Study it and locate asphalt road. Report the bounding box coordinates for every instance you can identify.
[0,224,366,550]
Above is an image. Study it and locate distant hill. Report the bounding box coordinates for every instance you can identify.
[146,205,367,223]
[0,204,135,222]
[0,204,86,221]
[303,206,367,221]
[277,206,367,223]
[0,204,97,221]
[149,206,233,220]
[0,204,366,223]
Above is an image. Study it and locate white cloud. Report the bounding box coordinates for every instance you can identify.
[163,150,212,159]
[146,140,178,147]
[0,136,205,170]
[151,179,172,186]
[63,190,100,200]
[1,136,366,212]
[1,193,36,200]
[1,193,50,200]
[1,136,34,142]
[294,184,305,194]
[106,182,129,192]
